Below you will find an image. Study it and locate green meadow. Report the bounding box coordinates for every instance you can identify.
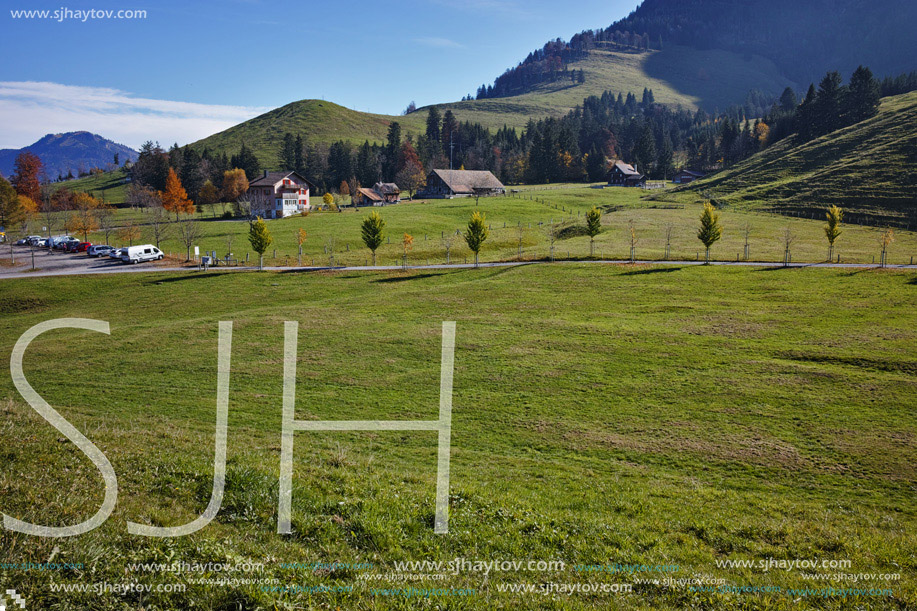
[1,263,915,609]
[31,183,917,269]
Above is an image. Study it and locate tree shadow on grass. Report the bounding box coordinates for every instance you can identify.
[146,272,226,284]
[373,273,444,283]
[621,267,682,276]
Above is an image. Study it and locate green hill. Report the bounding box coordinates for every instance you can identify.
[190,45,794,165]
[683,91,917,226]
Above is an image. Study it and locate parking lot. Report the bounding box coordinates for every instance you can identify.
[0,244,182,278]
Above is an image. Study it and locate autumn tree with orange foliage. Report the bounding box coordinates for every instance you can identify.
[222,168,249,202]
[65,192,101,240]
[11,151,43,202]
[160,167,195,219]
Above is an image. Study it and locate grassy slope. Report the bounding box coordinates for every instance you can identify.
[55,168,131,206]
[1,265,915,609]
[190,45,795,164]
[682,91,917,224]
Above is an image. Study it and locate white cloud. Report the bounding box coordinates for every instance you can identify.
[414,37,465,49]
[0,81,272,150]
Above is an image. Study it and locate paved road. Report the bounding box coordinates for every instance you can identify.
[1,245,914,280]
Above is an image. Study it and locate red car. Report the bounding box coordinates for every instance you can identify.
[68,241,92,253]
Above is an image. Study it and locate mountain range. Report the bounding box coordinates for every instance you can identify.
[0,131,138,180]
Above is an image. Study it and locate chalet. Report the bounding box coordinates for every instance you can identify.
[417,169,505,199]
[248,170,316,218]
[673,169,706,184]
[607,161,646,187]
[355,182,401,206]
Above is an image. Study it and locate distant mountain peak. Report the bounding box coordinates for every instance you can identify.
[0,132,138,180]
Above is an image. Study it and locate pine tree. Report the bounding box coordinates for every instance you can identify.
[281,132,296,169]
[294,135,305,173]
[813,71,845,136]
[779,87,798,111]
[796,84,818,140]
[231,143,261,181]
[656,133,674,180]
[632,124,656,175]
[426,107,442,143]
[845,65,880,124]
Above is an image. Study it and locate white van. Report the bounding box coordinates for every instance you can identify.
[121,244,164,264]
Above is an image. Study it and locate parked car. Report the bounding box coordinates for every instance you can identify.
[50,236,76,250]
[121,244,164,264]
[26,235,43,246]
[16,237,34,245]
[88,245,113,257]
[67,241,91,253]
[109,247,125,260]
[36,238,49,247]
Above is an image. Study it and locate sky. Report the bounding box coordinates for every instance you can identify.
[0,0,638,150]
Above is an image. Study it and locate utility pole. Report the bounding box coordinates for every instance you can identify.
[449,131,454,171]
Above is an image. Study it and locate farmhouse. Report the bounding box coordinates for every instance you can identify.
[248,170,316,218]
[673,169,706,184]
[607,160,646,187]
[417,169,505,199]
[355,182,401,206]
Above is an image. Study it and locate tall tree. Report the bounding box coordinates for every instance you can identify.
[231,143,261,181]
[222,168,250,203]
[11,151,43,203]
[294,134,305,173]
[179,146,204,203]
[281,132,296,169]
[813,71,845,136]
[384,122,402,180]
[845,65,880,124]
[632,124,656,175]
[656,133,675,180]
[161,167,195,219]
[426,106,442,143]
[779,87,798,111]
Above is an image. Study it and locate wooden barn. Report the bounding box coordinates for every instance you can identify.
[417,169,505,199]
[607,161,646,187]
[355,182,401,206]
[673,169,706,184]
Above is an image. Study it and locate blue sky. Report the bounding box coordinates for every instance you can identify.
[0,0,638,149]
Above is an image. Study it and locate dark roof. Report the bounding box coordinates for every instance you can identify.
[249,170,317,191]
[374,182,401,195]
[611,160,641,176]
[677,169,706,177]
[430,169,504,193]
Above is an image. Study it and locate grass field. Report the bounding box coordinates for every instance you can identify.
[1,264,915,609]
[28,184,917,269]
